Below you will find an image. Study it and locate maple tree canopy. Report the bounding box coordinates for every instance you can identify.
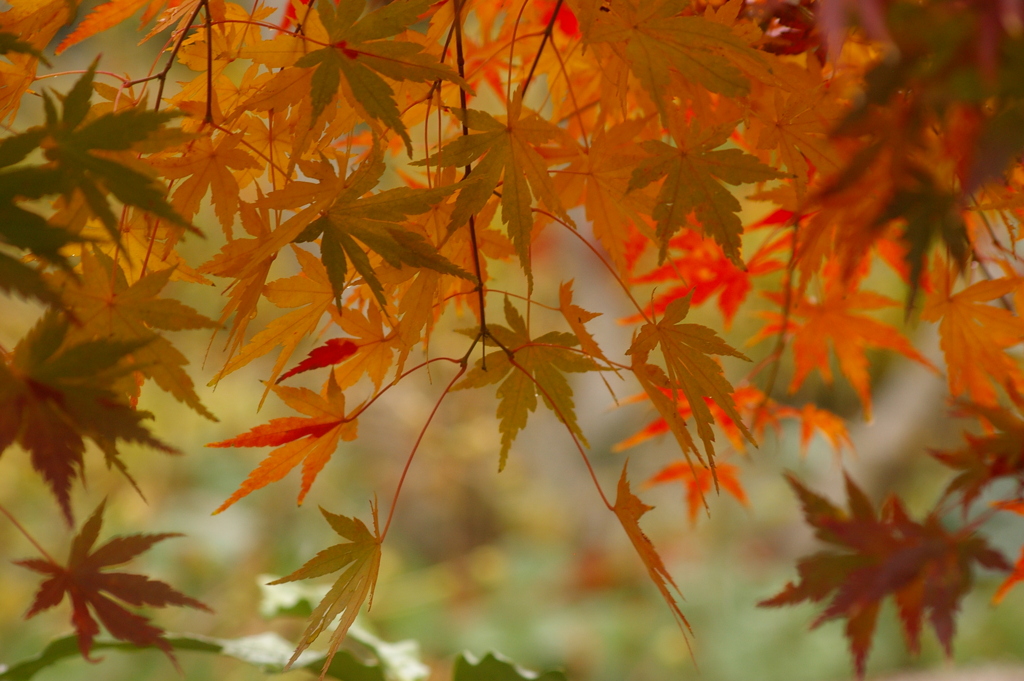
[2,0,1024,679]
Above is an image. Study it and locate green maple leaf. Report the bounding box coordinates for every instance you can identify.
[51,249,219,421]
[0,61,189,243]
[268,505,382,680]
[419,87,575,286]
[453,297,600,471]
[291,148,474,308]
[0,311,176,524]
[628,123,785,264]
[297,0,469,153]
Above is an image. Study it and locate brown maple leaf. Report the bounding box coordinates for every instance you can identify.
[760,473,1010,678]
[15,499,210,662]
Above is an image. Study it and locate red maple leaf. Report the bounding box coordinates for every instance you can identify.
[277,338,359,383]
[14,500,211,662]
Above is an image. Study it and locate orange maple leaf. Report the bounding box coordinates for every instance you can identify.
[208,373,359,512]
[613,463,692,648]
[644,460,748,525]
[921,267,1024,405]
[55,0,162,54]
[754,271,933,419]
[151,132,261,238]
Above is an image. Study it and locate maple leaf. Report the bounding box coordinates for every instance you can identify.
[453,297,601,471]
[0,0,69,122]
[331,303,405,390]
[554,119,656,275]
[628,121,785,264]
[211,246,343,394]
[760,473,1010,678]
[995,546,1024,604]
[797,403,854,457]
[14,499,210,660]
[627,293,752,469]
[753,272,933,419]
[150,131,261,238]
[197,199,275,361]
[268,504,382,680]
[294,0,467,151]
[558,280,611,366]
[419,87,576,284]
[613,463,692,645]
[52,248,219,421]
[627,229,788,328]
[645,460,748,525]
[208,372,359,512]
[291,152,473,308]
[921,269,1024,406]
[0,311,176,523]
[582,0,771,124]
[4,63,191,241]
[55,0,161,54]
[278,338,359,383]
[931,402,1024,512]
[746,76,844,196]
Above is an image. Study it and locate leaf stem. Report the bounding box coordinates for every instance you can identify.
[505,356,613,510]
[381,365,466,539]
[0,503,56,564]
[533,206,652,324]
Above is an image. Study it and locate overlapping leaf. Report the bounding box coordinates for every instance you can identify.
[0,63,190,241]
[753,273,933,419]
[419,87,575,283]
[644,460,748,525]
[583,0,771,123]
[453,297,600,471]
[50,249,218,419]
[628,122,785,263]
[294,0,467,150]
[0,312,175,523]
[921,269,1024,406]
[627,293,751,469]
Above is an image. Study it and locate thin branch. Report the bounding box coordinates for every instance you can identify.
[533,206,652,323]
[453,0,490,364]
[522,0,565,97]
[204,0,214,123]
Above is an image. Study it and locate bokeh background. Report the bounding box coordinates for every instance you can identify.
[2,3,1023,680]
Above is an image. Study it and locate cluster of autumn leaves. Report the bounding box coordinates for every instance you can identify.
[2,0,1024,677]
